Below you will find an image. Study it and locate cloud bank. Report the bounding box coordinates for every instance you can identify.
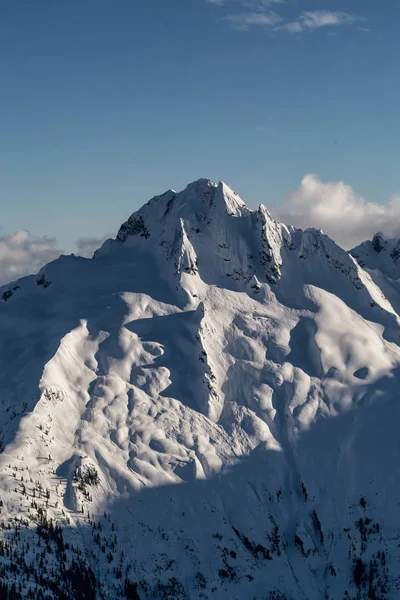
[0,231,62,285]
[0,231,111,286]
[273,174,400,250]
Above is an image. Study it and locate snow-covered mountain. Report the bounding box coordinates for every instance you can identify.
[351,232,400,319]
[1,179,400,599]
[351,232,400,279]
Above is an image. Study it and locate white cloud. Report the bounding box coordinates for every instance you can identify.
[273,174,400,250]
[224,11,282,29]
[75,235,111,258]
[207,1,363,34]
[208,0,286,29]
[283,10,361,33]
[0,230,62,285]
[0,229,114,287]
[207,0,286,5]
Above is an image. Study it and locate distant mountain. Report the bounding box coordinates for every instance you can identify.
[351,231,400,279]
[351,232,400,318]
[1,179,400,599]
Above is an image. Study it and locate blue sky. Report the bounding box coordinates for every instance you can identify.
[1,0,400,279]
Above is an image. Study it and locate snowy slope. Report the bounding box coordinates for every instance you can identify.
[0,179,400,599]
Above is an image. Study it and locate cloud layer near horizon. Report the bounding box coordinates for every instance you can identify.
[0,231,62,285]
[273,174,400,250]
[0,232,110,286]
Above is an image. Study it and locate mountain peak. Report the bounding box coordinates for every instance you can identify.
[351,231,400,276]
[111,179,248,247]
[371,231,387,252]
[88,179,399,329]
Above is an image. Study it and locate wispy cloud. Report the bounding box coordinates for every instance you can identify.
[207,0,286,6]
[283,11,361,33]
[207,0,363,34]
[224,11,282,30]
